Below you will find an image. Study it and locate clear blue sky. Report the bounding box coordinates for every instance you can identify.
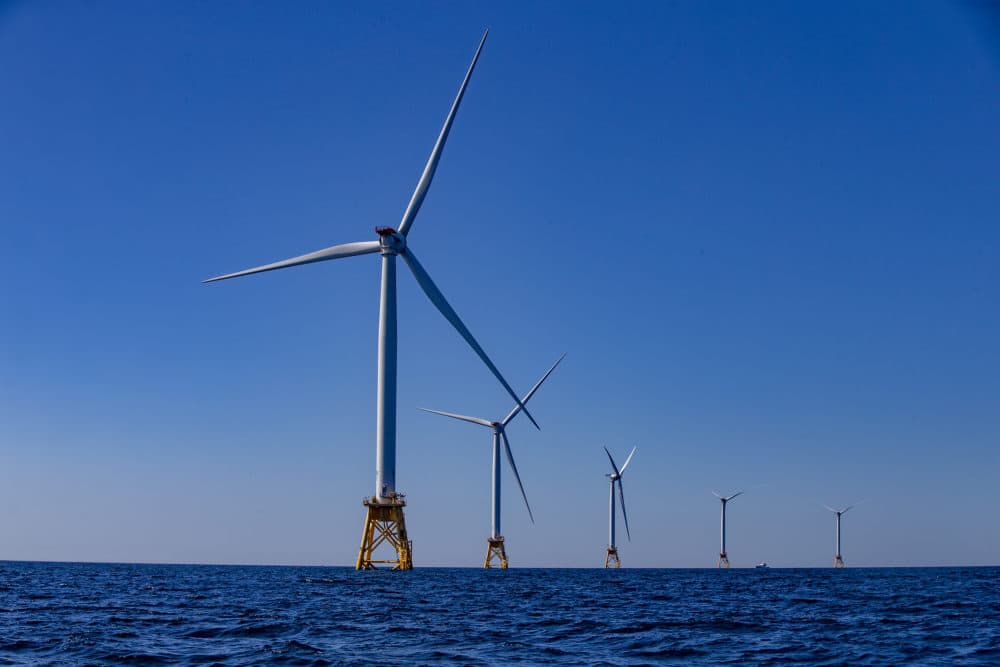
[1,1,998,567]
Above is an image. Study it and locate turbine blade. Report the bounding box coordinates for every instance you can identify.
[501,431,534,523]
[617,478,631,542]
[397,30,488,237]
[501,353,566,426]
[845,499,868,514]
[822,504,838,513]
[603,446,621,477]
[726,491,745,502]
[711,490,723,499]
[842,505,855,515]
[203,241,379,283]
[418,407,493,428]
[618,446,637,475]
[401,248,539,429]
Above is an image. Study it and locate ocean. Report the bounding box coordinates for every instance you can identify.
[1,562,997,665]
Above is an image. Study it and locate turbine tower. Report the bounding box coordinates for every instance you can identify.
[204,31,537,570]
[713,490,744,568]
[420,355,564,568]
[824,504,856,568]
[603,447,636,568]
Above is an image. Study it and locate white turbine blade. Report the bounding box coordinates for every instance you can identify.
[618,446,637,475]
[844,499,867,514]
[617,478,631,542]
[842,505,855,515]
[603,446,621,477]
[396,30,488,237]
[711,490,724,499]
[726,490,745,502]
[418,407,493,428]
[822,504,838,513]
[203,240,379,283]
[501,431,534,523]
[501,353,566,426]
[400,248,539,429]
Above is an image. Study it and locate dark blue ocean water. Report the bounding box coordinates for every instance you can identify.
[1,562,997,666]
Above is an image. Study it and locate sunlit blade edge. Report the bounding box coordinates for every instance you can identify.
[501,353,565,426]
[618,446,637,475]
[203,240,379,283]
[397,29,489,237]
[418,407,493,428]
[401,248,539,429]
[501,431,534,524]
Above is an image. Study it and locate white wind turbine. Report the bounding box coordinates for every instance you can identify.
[204,31,536,570]
[603,446,636,568]
[824,503,859,568]
[713,490,744,568]
[420,354,564,568]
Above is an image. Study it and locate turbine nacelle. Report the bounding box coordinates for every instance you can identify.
[377,229,406,253]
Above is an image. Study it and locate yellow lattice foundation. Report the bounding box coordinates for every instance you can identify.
[718,552,730,568]
[604,546,620,568]
[356,494,412,570]
[484,536,508,569]
[834,555,845,568]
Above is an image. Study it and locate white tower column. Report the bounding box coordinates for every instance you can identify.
[375,250,397,501]
[836,513,841,556]
[721,501,727,554]
[491,429,501,538]
[609,481,616,548]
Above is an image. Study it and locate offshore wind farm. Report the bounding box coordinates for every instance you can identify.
[2,2,999,664]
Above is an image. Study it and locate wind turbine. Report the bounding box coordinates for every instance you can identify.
[603,447,636,568]
[204,31,537,570]
[420,354,564,568]
[713,490,744,568]
[824,504,858,568]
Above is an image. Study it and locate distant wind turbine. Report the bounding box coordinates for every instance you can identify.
[824,503,859,568]
[713,490,744,568]
[420,354,565,568]
[603,447,636,568]
[204,30,535,571]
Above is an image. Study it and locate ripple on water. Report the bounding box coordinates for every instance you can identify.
[0,564,997,665]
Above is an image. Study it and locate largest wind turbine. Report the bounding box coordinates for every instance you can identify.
[204,31,535,570]
[603,447,636,568]
[420,354,564,568]
[713,490,744,568]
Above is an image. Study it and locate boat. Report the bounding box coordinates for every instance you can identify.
[755,562,769,569]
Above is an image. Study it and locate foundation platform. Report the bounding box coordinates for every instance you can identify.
[356,493,412,570]
[718,552,730,568]
[484,536,508,569]
[604,546,620,568]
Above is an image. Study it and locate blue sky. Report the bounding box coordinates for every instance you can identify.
[1,1,998,567]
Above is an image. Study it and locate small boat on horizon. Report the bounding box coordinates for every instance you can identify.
[755,562,769,569]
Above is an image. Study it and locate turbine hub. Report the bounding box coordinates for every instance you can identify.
[377,228,406,254]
